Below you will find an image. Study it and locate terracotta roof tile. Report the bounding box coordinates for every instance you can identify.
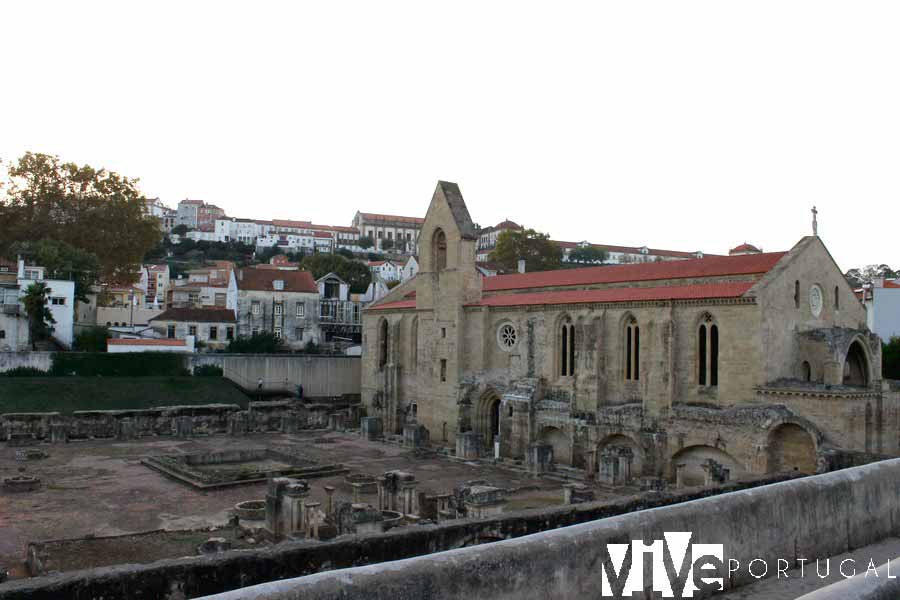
[368,299,417,311]
[471,282,755,308]
[108,338,187,347]
[150,308,236,323]
[237,268,317,293]
[483,252,786,292]
[360,213,425,225]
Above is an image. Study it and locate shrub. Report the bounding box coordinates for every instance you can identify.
[193,364,224,377]
[884,337,900,380]
[74,327,110,352]
[226,332,284,354]
[1,366,50,377]
[50,352,190,377]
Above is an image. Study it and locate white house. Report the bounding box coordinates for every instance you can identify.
[0,258,76,350]
[107,337,195,353]
[861,278,900,342]
[399,256,419,282]
[368,259,401,282]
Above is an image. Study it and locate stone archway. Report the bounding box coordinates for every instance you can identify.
[768,423,817,474]
[596,434,643,482]
[843,340,870,387]
[670,445,743,487]
[538,426,571,466]
[475,389,502,448]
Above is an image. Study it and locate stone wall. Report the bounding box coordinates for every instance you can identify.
[196,458,900,600]
[0,400,356,442]
[0,473,799,600]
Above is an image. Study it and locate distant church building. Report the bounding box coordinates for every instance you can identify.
[362,182,889,485]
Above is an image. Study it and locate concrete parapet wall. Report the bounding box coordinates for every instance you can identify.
[795,556,900,600]
[195,459,900,600]
[0,474,800,599]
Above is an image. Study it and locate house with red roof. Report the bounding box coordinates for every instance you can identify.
[360,181,885,487]
[232,267,320,349]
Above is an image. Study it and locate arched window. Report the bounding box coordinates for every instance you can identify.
[794,280,800,309]
[560,318,575,377]
[378,319,389,370]
[432,228,447,271]
[801,361,812,382]
[410,317,418,371]
[843,340,869,387]
[625,317,639,381]
[697,314,718,387]
[834,286,840,310]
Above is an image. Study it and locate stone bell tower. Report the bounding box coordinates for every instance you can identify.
[415,181,482,440]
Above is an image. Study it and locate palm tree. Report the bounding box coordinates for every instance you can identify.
[22,282,56,350]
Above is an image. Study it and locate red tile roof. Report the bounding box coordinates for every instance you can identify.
[150,308,236,323]
[368,299,417,311]
[108,338,187,347]
[369,281,756,311]
[313,231,333,239]
[483,252,787,292]
[729,243,762,254]
[359,212,425,225]
[472,282,755,308]
[236,268,317,293]
[555,241,708,260]
[272,219,312,228]
[885,280,900,289]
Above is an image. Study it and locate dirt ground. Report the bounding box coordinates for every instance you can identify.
[0,431,614,578]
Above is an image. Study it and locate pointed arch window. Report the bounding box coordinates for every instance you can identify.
[433,229,447,271]
[698,314,718,387]
[378,319,389,370]
[560,318,575,377]
[624,317,640,381]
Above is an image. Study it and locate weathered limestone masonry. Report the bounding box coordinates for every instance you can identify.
[0,473,799,599]
[362,181,897,485]
[194,458,900,600]
[1,400,362,442]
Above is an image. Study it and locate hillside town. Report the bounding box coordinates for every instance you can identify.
[2,193,750,356]
[3,2,900,599]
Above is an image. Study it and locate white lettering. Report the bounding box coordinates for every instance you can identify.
[839,559,856,578]
[749,559,768,579]
[777,559,789,578]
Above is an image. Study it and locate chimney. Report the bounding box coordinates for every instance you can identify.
[517,258,526,274]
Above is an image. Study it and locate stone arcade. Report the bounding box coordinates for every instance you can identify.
[362,181,891,485]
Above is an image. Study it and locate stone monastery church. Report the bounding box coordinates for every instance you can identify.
[362,182,891,486]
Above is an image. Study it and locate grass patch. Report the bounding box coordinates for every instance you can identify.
[0,377,249,414]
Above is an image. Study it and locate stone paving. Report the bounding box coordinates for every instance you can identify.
[0,430,581,578]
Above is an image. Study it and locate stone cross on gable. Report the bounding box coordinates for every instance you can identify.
[812,206,818,236]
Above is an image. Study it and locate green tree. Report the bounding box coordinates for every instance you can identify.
[567,245,609,265]
[336,248,355,259]
[226,332,285,353]
[381,238,395,251]
[171,224,189,236]
[298,254,371,293]
[73,326,110,352]
[489,229,563,273]
[0,152,161,285]
[358,236,374,250]
[884,337,900,380]
[11,239,101,302]
[22,282,56,349]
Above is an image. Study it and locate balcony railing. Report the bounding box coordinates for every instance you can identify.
[319,300,362,326]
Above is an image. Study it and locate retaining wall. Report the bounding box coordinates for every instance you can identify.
[0,352,361,398]
[192,458,900,600]
[0,474,801,600]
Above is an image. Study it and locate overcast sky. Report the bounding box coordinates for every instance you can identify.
[1,1,897,269]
